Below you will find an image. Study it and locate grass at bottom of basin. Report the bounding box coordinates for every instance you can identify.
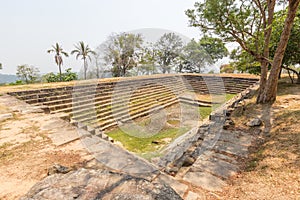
[199,93,237,119]
[106,126,190,154]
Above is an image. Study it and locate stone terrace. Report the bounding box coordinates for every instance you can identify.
[4,74,262,198]
[8,74,258,140]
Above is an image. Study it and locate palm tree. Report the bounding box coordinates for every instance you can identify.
[71,41,96,80]
[47,43,69,81]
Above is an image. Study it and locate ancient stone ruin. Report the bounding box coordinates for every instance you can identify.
[8,74,259,199]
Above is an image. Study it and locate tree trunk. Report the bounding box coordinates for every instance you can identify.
[59,64,62,82]
[257,0,300,103]
[297,73,300,84]
[278,66,282,79]
[287,68,294,83]
[84,59,87,80]
[257,60,268,103]
[256,0,275,103]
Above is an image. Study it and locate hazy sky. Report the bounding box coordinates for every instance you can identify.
[0,0,202,75]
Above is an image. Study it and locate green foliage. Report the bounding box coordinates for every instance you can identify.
[101,33,143,77]
[16,65,40,84]
[199,36,228,61]
[185,0,274,76]
[230,8,300,75]
[181,36,228,73]
[43,68,78,83]
[0,63,2,70]
[154,33,184,73]
[220,64,234,73]
[138,44,158,75]
[8,80,23,86]
[270,9,300,67]
[186,0,261,46]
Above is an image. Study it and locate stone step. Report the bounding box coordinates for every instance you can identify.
[71,87,182,121]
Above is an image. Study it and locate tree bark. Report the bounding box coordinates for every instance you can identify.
[257,0,300,103]
[59,64,62,82]
[84,59,87,80]
[257,60,268,102]
[257,0,275,103]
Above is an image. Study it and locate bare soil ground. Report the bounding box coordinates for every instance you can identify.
[0,100,92,199]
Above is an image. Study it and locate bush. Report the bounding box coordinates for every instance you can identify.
[8,80,24,85]
[43,68,78,83]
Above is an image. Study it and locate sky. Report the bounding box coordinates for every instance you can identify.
[0,0,203,75]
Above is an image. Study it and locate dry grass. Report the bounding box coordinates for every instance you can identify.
[211,78,300,200]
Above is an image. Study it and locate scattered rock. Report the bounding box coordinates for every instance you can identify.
[247,118,262,127]
[223,119,235,130]
[151,141,160,144]
[47,164,71,175]
[166,166,179,175]
[0,113,13,122]
[182,156,195,167]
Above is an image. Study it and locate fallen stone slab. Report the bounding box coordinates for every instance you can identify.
[191,156,239,179]
[214,140,249,157]
[158,174,189,198]
[183,171,226,191]
[219,130,253,147]
[210,152,238,165]
[48,129,80,146]
[21,168,182,200]
[185,191,205,200]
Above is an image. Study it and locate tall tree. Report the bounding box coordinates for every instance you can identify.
[186,0,300,103]
[139,44,158,75]
[16,65,40,84]
[181,36,228,73]
[154,33,184,73]
[100,33,143,77]
[270,9,300,83]
[231,8,300,81]
[71,41,96,80]
[47,43,69,82]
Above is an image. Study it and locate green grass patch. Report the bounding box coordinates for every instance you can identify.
[226,93,236,101]
[167,119,180,126]
[106,127,189,154]
[199,106,212,119]
[199,93,236,119]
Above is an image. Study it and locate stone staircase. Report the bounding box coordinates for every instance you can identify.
[8,74,259,143]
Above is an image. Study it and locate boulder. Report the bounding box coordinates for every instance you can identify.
[247,118,262,127]
[21,168,182,200]
[47,164,71,175]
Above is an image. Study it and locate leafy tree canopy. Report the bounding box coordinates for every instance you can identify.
[154,33,184,73]
[100,33,143,77]
[16,65,40,84]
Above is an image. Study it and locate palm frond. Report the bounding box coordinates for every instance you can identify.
[62,51,69,57]
[71,49,79,55]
